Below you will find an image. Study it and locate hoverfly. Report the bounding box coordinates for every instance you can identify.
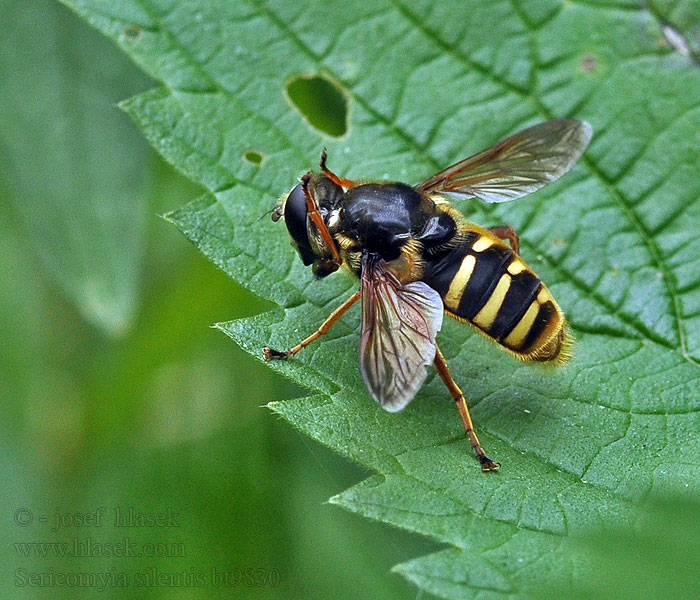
[264,120,592,470]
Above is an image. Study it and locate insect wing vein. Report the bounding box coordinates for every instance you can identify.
[360,256,444,412]
[415,119,592,203]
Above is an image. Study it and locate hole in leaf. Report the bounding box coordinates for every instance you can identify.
[243,151,264,166]
[286,74,348,138]
[123,26,143,41]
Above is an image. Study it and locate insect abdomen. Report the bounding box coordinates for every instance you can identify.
[423,226,570,362]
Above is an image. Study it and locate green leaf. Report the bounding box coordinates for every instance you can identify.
[534,495,700,599]
[63,0,700,596]
[0,0,151,334]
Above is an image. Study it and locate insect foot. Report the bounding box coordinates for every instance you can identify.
[262,347,289,361]
[479,456,501,472]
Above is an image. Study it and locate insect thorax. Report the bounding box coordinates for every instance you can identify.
[331,183,457,274]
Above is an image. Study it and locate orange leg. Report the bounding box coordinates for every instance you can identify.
[320,148,356,189]
[433,345,500,471]
[300,172,342,269]
[263,291,361,360]
[489,225,520,255]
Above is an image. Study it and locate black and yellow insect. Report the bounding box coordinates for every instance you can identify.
[264,120,591,470]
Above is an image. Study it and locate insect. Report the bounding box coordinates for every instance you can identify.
[263,119,592,470]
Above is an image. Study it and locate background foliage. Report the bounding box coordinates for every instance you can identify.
[3,0,700,598]
[1,1,428,599]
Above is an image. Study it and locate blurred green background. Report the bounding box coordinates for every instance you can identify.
[0,2,433,598]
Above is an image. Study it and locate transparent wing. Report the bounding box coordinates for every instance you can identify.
[359,255,444,413]
[416,119,592,203]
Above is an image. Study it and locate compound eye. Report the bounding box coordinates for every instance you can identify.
[283,183,317,266]
[284,183,309,248]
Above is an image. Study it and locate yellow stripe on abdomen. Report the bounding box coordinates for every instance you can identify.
[472,273,511,330]
[471,236,494,252]
[502,286,569,363]
[425,223,571,364]
[507,258,526,275]
[445,254,476,310]
[503,301,540,348]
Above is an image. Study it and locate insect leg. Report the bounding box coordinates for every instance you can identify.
[300,172,342,270]
[263,291,361,360]
[320,148,356,189]
[433,345,500,471]
[488,225,520,255]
